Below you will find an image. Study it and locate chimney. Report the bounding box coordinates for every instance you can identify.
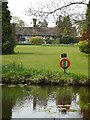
[33,18,37,28]
[2,0,8,2]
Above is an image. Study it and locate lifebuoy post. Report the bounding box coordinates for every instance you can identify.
[60,53,70,75]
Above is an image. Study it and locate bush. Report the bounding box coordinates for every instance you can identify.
[52,38,60,44]
[44,37,53,44]
[78,40,90,53]
[29,36,43,45]
[60,36,76,44]
[2,41,15,54]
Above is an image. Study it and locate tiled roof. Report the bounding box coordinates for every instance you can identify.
[15,27,57,36]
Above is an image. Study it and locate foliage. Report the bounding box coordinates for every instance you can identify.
[37,19,48,27]
[11,16,25,27]
[56,15,77,37]
[63,16,72,36]
[29,36,43,45]
[77,21,87,36]
[86,1,90,33]
[52,38,60,44]
[78,1,90,54]
[56,15,64,37]
[44,37,53,44]
[59,36,76,44]
[2,63,88,86]
[80,31,89,41]
[78,1,90,41]
[78,40,90,53]
[2,62,24,73]
[2,2,16,54]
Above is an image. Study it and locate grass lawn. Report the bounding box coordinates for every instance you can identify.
[2,45,88,76]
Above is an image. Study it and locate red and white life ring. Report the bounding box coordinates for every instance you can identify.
[60,58,70,69]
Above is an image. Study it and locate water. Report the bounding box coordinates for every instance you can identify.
[2,85,90,119]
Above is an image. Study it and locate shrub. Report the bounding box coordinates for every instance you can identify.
[29,36,43,45]
[60,36,76,44]
[44,37,53,44]
[52,38,60,44]
[78,40,90,53]
[2,41,15,54]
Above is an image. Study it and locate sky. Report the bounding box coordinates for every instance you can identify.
[7,0,36,26]
[7,0,89,27]
[7,0,53,26]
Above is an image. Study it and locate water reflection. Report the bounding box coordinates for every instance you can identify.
[2,86,90,119]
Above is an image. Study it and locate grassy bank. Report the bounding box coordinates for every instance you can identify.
[2,45,89,86]
[2,63,89,86]
[2,45,88,76]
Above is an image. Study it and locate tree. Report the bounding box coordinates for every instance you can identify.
[0,3,1,21]
[78,1,90,54]
[86,0,90,39]
[63,16,73,36]
[56,15,64,37]
[37,19,48,27]
[11,16,25,27]
[56,15,77,37]
[76,1,90,38]
[2,1,16,54]
[26,0,87,37]
[79,1,90,40]
[0,2,1,36]
[26,0,88,24]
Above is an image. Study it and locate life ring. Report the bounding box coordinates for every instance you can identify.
[60,58,70,69]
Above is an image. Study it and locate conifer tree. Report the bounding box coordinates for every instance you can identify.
[2,1,16,54]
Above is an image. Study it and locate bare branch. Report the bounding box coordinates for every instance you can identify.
[25,0,88,26]
[43,2,87,15]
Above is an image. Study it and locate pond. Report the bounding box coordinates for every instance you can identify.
[1,85,90,119]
